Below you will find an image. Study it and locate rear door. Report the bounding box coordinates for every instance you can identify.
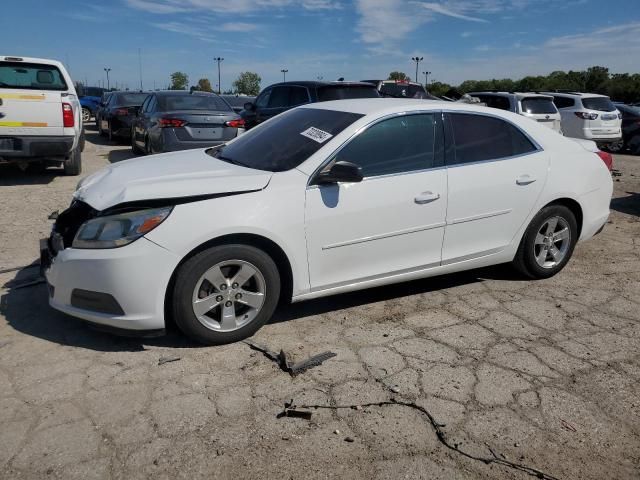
[442,112,548,263]
[0,61,66,137]
[255,86,289,124]
[582,97,621,136]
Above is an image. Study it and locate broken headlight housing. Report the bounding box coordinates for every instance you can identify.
[72,207,172,249]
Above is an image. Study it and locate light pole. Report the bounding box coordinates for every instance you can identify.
[423,71,431,90]
[411,56,423,84]
[104,67,111,90]
[214,57,224,94]
[281,69,288,82]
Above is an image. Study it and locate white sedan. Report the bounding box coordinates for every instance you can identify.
[42,99,613,344]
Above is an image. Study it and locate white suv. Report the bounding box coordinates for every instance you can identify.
[0,56,83,175]
[543,92,621,147]
[468,92,562,133]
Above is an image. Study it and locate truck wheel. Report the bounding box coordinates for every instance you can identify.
[63,148,82,176]
[82,108,91,124]
[79,129,86,152]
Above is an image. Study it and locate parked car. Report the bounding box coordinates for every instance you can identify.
[221,94,255,113]
[97,91,149,141]
[0,55,83,175]
[612,103,640,154]
[467,92,562,133]
[131,91,245,154]
[77,86,108,123]
[42,99,613,344]
[361,79,439,100]
[94,92,112,131]
[241,81,379,128]
[543,92,622,148]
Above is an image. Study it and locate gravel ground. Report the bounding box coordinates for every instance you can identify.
[1,126,639,480]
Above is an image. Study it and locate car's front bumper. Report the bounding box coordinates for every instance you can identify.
[43,237,179,331]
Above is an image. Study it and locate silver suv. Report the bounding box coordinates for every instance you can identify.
[468,92,562,133]
[542,92,621,147]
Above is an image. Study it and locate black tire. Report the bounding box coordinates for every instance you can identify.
[107,122,113,142]
[172,244,281,345]
[79,129,86,152]
[131,129,144,154]
[63,147,82,176]
[98,117,105,136]
[81,107,91,124]
[513,204,577,279]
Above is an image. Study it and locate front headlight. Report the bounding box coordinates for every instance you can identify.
[72,207,173,249]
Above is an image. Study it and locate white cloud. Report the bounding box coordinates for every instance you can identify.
[418,2,487,22]
[218,22,259,32]
[152,21,216,42]
[124,0,341,14]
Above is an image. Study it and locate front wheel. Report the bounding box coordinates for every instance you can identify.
[131,129,144,154]
[512,205,577,279]
[172,245,281,345]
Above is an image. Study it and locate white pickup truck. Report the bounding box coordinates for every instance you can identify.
[0,56,83,175]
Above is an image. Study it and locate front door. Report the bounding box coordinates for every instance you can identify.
[305,112,447,291]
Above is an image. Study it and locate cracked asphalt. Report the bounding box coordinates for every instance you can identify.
[1,126,639,479]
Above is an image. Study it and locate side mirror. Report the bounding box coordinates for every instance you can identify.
[314,161,363,185]
[244,102,255,111]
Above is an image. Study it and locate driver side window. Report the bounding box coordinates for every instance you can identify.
[255,89,271,108]
[335,113,439,178]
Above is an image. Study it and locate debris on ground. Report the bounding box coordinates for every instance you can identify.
[279,398,561,480]
[157,355,181,366]
[243,339,336,376]
[560,419,577,432]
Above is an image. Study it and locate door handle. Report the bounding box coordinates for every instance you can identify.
[516,175,537,186]
[414,191,440,204]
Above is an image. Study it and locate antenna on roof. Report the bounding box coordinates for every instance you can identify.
[337,77,344,82]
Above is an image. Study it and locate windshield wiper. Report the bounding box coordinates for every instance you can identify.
[214,154,250,168]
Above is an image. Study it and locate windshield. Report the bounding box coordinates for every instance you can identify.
[208,108,364,172]
[380,83,426,99]
[317,86,380,101]
[521,97,557,114]
[115,93,149,106]
[0,62,67,91]
[158,94,232,112]
[582,97,616,112]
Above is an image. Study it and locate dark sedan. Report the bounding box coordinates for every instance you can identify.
[241,81,380,129]
[614,103,640,154]
[221,94,256,113]
[131,91,244,154]
[98,91,149,141]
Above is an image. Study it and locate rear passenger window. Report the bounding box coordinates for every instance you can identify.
[288,87,309,107]
[336,114,438,177]
[268,87,289,108]
[447,113,536,165]
[478,95,511,111]
[552,96,575,109]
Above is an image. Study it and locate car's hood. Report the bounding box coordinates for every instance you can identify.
[75,149,272,211]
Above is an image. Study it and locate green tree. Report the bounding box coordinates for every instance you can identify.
[585,66,609,93]
[428,81,452,97]
[232,72,261,96]
[170,71,189,90]
[195,78,213,92]
[388,71,410,81]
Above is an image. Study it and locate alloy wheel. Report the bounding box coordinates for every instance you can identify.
[191,260,266,332]
[82,108,91,123]
[533,216,571,269]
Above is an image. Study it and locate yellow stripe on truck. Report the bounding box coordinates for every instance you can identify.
[0,121,49,127]
[0,94,46,101]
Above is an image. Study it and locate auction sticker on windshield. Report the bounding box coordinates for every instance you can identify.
[300,126,333,143]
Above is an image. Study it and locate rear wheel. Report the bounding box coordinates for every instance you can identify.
[172,245,281,345]
[513,205,577,279]
[131,129,144,154]
[107,122,114,142]
[98,117,105,136]
[63,147,82,176]
[81,107,91,124]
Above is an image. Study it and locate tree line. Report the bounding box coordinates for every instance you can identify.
[169,71,261,96]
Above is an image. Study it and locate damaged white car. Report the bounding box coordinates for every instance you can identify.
[42,99,613,344]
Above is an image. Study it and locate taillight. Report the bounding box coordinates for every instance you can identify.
[225,119,245,128]
[158,118,186,128]
[575,112,598,120]
[62,103,74,127]
[114,108,129,116]
[596,151,613,171]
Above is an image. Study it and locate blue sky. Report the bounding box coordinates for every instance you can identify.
[4,0,640,91]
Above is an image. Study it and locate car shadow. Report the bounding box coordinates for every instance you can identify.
[1,262,523,352]
[108,149,138,163]
[0,164,59,186]
[611,192,640,217]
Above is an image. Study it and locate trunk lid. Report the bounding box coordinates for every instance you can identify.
[164,110,240,141]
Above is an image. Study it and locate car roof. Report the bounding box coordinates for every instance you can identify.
[541,91,610,99]
[0,55,65,68]
[153,90,220,96]
[303,98,503,115]
[469,91,553,100]
[266,81,376,88]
